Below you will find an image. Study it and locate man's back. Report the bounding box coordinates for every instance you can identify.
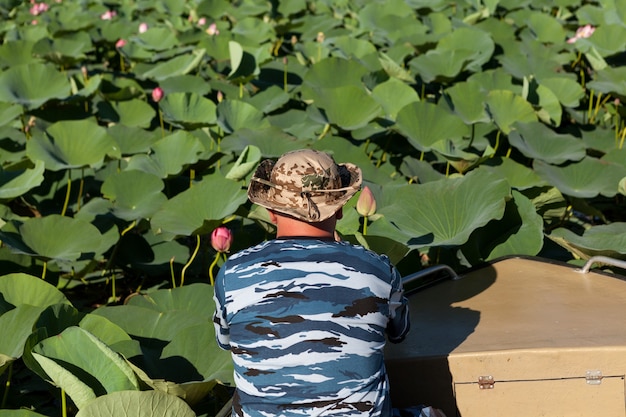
[213,238,408,417]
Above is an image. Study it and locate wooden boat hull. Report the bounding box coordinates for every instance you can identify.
[385,256,626,417]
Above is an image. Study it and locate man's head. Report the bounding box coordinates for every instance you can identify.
[248,149,362,223]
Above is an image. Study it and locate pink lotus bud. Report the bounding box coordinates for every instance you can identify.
[29,2,48,15]
[101,10,117,20]
[115,38,126,48]
[198,17,207,26]
[356,186,377,217]
[151,87,164,102]
[217,91,224,102]
[138,22,148,33]
[211,226,233,253]
[206,23,219,36]
[567,24,595,44]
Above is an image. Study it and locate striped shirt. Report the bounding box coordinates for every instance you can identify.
[213,238,410,417]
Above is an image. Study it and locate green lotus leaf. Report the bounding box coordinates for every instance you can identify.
[396,101,469,152]
[0,272,70,307]
[538,76,585,108]
[225,145,262,181]
[308,85,382,130]
[619,177,626,196]
[330,36,381,71]
[0,305,49,359]
[586,66,626,97]
[32,326,140,402]
[228,40,259,79]
[221,127,312,157]
[0,101,23,126]
[534,157,626,198]
[32,32,92,65]
[549,223,626,259]
[461,190,544,264]
[579,24,626,57]
[162,322,234,383]
[0,215,115,262]
[126,130,206,178]
[107,124,161,155]
[109,99,156,128]
[0,160,44,199]
[527,79,562,126]
[303,57,370,89]
[101,170,167,221]
[75,390,196,417]
[0,40,38,67]
[485,90,537,134]
[0,63,70,109]
[246,85,290,114]
[134,49,206,81]
[443,81,490,124]
[508,122,586,165]
[437,26,495,71]
[232,17,275,44]
[468,68,520,94]
[217,99,271,134]
[525,12,566,43]
[151,175,248,236]
[378,52,414,83]
[409,49,475,83]
[126,283,216,318]
[159,92,217,128]
[130,27,179,51]
[26,119,120,171]
[92,305,207,342]
[374,168,511,248]
[371,78,420,120]
[482,156,546,190]
[158,75,212,96]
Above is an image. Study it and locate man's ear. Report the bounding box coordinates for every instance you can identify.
[268,209,278,224]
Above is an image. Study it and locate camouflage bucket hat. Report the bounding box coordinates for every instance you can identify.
[248,149,362,222]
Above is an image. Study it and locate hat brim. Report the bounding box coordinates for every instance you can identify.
[248,159,362,222]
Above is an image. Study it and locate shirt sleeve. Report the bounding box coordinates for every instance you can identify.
[386,265,410,343]
[212,268,231,350]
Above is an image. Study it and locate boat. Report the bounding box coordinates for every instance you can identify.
[385,255,626,417]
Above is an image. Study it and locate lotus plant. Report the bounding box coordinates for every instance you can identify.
[209,226,232,285]
[356,186,377,235]
[567,24,595,43]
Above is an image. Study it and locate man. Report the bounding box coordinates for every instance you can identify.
[213,149,410,417]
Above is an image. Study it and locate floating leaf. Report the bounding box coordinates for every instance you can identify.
[0,160,45,200]
[225,145,262,180]
[159,92,217,128]
[217,99,270,134]
[308,86,382,130]
[101,170,167,221]
[0,63,70,109]
[508,122,586,164]
[485,90,537,134]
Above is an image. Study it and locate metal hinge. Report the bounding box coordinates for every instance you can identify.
[478,375,495,389]
[586,370,603,385]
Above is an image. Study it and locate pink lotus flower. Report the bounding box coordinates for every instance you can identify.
[356,186,377,217]
[206,23,219,36]
[101,10,117,20]
[115,39,126,48]
[138,22,148,33]
[151,87,164,102]
[217,91,224,102]
[567,24,595,44]
[211,227,233,253]
[29,2,49,16]
[198,17,207,26]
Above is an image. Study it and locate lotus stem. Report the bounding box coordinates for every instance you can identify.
[208,254,218,285]
[41,261,47,280]
[239,82,243,99]
[76,171,85,212]
[111,272,116,302]
[362,217,368,236]
[445,162,450,177]
[1,362,11,408]
[61,389,67,417]
[158,109,165,137]
[121,220,136,236]
[493,130,501,154]
[170,257,176,288]
[317,123,330,140]
[587,90,594,123]
[61,172,71,217]
[619,126,626,150]
[190,169,195,188]
[283,59,288,92]
[180,234,201,287]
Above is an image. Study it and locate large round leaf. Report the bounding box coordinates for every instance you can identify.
[26,119,120,171]
[549,223,626,259]
[0,272,70,308]
[371,78,420,120]
[485,90,537,134]
[0,160,45,199]
[101,170,167,221]
[508,122,587,164]
[308,86,382,130]
[302,57,369,89]
[443,81,490,124]
[134,49,206,81]
[534,157,626,198]
[75,390,196,417]
[126,130,206,178]
[396,101,469,152]
[150,175,247,236]
[374,168,511,247]
[216,99,270,134]
[159,92,217,128]
[0,215,115,262]
[0,63,70,109]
